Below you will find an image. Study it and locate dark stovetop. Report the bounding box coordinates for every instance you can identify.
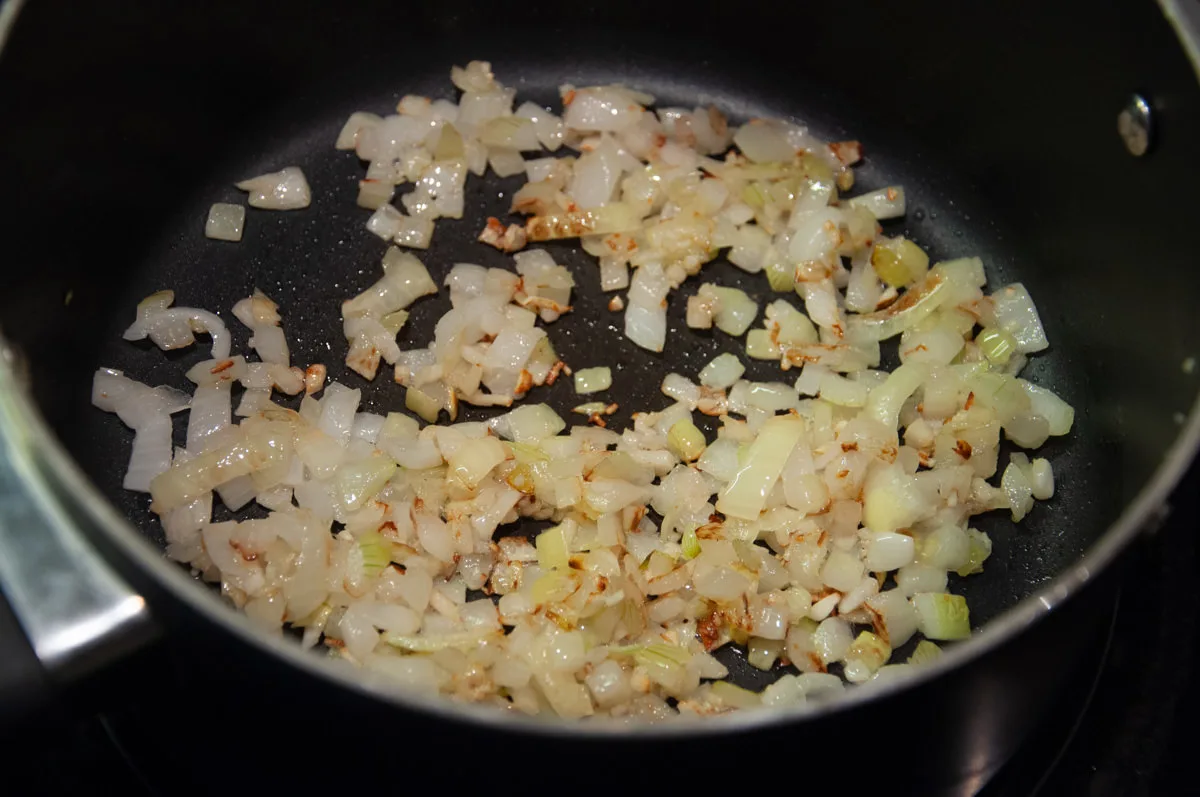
[6,463,1199,796]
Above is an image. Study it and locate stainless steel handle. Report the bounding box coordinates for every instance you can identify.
[0,339,154,713]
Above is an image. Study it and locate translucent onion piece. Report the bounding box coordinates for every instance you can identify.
[236,166,311,210]
[205,203,245,242]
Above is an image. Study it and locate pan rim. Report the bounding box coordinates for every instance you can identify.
[2,0,1200,736]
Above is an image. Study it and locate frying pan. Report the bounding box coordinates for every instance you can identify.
[1,0,1199,792]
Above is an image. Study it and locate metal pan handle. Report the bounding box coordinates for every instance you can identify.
[0,341,155,729]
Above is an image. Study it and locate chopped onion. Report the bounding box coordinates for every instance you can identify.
[847,186,905,220]
[96,62,1074,719]
[870,237,929,288]
[990,283,1048,353]
[236,166,311,210]
[911,593,971,641]
[717,415,805,520]
[699,353,745,390]
[1000,460,1035,521]
[205,203,245,241]
[706,285,758,337]
[667,420,706,462]
[574,367,612,395]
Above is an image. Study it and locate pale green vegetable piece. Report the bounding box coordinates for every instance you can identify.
[667,420,706,462]
[911,593,971,641]
[574,366,613,394]
[907,639,944,665]
[717,415,806,520]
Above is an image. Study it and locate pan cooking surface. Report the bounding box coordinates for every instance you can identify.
[51,41,1114,685]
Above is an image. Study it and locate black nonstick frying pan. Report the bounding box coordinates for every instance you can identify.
[1,0,1200,793]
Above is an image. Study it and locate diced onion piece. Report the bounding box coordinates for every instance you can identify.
[976,326,1017,366]
[848,269,950,342]
[745,328,781,360]
[205,203,245,242]
[1019,381,1074,436]
[394,215,434,249]
[710,681,761,708]
[525,202,641,241]
[667,420,706,462]
[819,372,869,407]
[1001,460,1035,521]
[847,186,906,220]
[907,640,943,665]
[865,363,928,429]
[357,531,392,577]
[991,283,1048,353]
[681,525,701,559]
[864,531,915,572]
[335,454,397,511]
[236,166,311,210]
[494,404,566,443]
[448,437,507,488]
[356,180,394,210]
[919,525,970,571]
[871,237,929,288]
[709,285,758,337]
[480,116,540,151]
[574,367,613,395]
[699,353,745,390]
[813,617,853,665]
[862,463,927,534]
[717,415,805,520]
[765,258,795,292]
[536,523,571,571]
[1029,458,1055,500]
[733,122,795,163]
[843,631,891,683]
[336,111,382,150]
[911,593,971,641]
[954,529,993,577]
[405,385,443,423]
